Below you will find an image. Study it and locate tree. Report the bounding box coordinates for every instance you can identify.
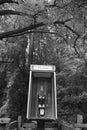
[0,0,87,121]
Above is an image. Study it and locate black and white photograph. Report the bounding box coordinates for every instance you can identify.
[0,0,87,129]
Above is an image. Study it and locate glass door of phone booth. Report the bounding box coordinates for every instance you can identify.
[27,65,57,120]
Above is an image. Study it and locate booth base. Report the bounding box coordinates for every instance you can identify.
[22,120,58,130]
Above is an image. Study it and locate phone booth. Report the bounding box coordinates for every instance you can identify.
[26,65,57,120]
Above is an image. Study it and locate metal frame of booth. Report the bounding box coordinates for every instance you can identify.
[26,65,57,121]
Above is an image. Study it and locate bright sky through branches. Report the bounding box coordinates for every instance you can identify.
[47,0,51,2]
[46,0,54,5]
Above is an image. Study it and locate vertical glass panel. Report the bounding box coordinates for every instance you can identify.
[29,76,55,119]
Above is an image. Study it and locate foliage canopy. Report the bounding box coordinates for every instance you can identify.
[0,0,87,122]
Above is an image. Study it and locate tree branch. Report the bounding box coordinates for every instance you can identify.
[73,35,81,57]
[0,19,80,39]
[0,0,18,5]
[45,0,71,9]
[0,10,30,16]
[54,19,80,36]
[64,25,80,37]
[3,30,67,43]
[0,23,45,39]
[0,61,14,64]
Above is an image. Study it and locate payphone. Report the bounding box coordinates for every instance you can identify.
[26,64,57,120]
[38,85,45,116]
